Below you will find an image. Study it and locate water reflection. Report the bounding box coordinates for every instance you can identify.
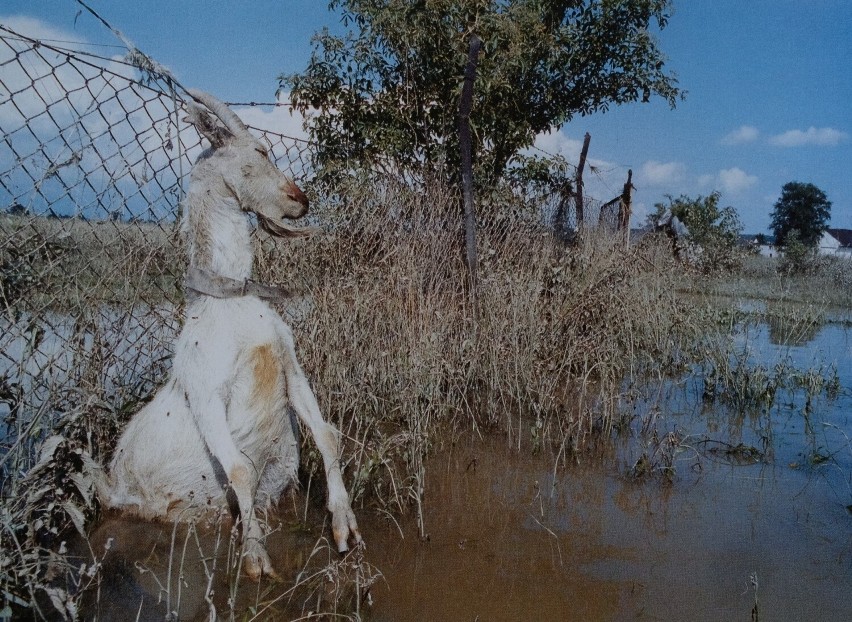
[76,508,361,620]
[364,322,852,621]
[364,433,852,621]
[766,314,821,346]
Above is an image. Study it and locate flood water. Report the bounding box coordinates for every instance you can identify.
[367,322,852,620]
[78,321,852,620]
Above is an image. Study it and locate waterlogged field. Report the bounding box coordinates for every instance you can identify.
[68,319,852,621]
[3,201,852,619]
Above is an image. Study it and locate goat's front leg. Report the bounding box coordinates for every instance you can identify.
[186,390,277,579]
[280,338,362,552]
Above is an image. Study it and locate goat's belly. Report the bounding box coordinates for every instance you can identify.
[107,380,299,521]
[107,383,224,519]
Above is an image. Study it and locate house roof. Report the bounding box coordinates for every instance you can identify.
[826,228,852,248]
[826,229,852,248]
[741,233,776,246]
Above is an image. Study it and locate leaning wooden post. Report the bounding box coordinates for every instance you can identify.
[618,168,634,246]
[574,132,591,231]
[458,33,482,314]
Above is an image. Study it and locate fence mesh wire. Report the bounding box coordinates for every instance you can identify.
[0,28,313,469]
[0,26,624,477]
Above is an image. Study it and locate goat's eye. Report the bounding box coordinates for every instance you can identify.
[255,147,269,158]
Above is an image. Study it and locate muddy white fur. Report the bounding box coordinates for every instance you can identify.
[97,89,361,579]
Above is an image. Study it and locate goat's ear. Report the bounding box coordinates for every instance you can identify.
[185,102,232,148]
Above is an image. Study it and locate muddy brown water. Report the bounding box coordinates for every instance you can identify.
[77,323,852,620]
[365,437,852,621]
[79,438,852,621]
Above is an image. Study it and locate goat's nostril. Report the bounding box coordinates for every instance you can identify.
[285,182,309,211]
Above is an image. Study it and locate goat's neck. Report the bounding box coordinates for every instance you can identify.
[183,186,253,281]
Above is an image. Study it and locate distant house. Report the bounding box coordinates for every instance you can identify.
[819,228,852,257]
[740,233,777,257]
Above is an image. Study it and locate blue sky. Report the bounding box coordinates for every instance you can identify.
[2,0,850,233]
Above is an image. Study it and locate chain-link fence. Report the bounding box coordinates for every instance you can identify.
[0,22,627,483]
[0,26,314,474]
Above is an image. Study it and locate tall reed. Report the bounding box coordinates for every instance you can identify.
[1,179,700,618]
[256,179,697,506]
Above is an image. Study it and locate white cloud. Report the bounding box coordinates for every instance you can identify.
[0,15,140,130]
[234,94,309,142]
[532,130,618,176]
[533,130,586,161]
[768,126,848,147]
[718,167,758,194]
[0,17,201,219]
[697,174,715,187]
[0,17,90,127]
[1,15,77,45]
[630,201,650,226]
[640,160,686,186]
[529,129,625,200]
[721,125,759,145]
[697,167,758,195]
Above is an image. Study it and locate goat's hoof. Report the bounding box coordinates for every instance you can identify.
[332,509,364,554]
[243,547,279,582]
[336,539,366,558]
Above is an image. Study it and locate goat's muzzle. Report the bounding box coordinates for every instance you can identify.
[254,180,316,238]
[284,181,309,214]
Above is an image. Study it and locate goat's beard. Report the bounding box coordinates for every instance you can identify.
[257,215,319,238]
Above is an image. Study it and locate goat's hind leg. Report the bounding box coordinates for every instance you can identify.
[278,328,362,552]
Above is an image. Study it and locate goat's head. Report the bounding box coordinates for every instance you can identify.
[184,89,315,238]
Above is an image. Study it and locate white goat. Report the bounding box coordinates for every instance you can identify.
[97,89,361,579]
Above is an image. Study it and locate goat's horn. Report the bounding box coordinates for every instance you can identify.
[185,89,251,139]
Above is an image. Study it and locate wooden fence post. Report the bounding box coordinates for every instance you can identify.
[575,132,591,231]
[618,168,634,246]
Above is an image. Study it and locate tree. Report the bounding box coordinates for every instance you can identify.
[282,0,682,188]
[770,182,831,250]
[650,193,743,272]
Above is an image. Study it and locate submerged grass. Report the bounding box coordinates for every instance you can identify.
[1,179,849,619]
[682,253,852,315]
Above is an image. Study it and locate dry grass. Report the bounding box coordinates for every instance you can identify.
[0,213,182,315]
[254,180,697,507]
[0,180,716,619]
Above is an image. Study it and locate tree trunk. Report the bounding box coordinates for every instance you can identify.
[458,34,482,312]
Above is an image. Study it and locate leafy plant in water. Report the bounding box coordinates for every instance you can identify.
[697,347,782,414]
[649,192,745,274]
[630,428,685,483]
